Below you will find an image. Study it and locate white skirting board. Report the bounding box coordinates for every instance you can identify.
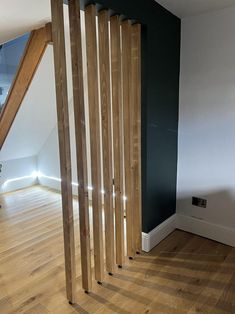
[177,214,235,248]
[142,213,235,252]
[142,214,177,252]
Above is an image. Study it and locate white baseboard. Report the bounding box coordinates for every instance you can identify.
[177,214,235,248]
[142,213,235,252]
[142,214,177,252]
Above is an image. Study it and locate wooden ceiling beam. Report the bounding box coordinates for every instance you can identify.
[0,22,52,149]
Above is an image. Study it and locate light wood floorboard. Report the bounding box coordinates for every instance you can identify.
[0,186,234,313]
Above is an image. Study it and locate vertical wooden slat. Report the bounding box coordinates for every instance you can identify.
[110,15,125,267]
[131,23,142,253]
[85,4,104,283]
[68,0,92,292]
[98,10,115,274]
[121,20,134,258]
[50,0,76,303]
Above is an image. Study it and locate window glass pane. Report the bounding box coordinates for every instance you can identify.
[0,33,30,110]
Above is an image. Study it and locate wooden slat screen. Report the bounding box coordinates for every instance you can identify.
[51,0,141,300]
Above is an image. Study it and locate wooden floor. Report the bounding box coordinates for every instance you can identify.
[0,186,234,313]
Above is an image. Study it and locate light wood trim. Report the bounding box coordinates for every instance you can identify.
[68,0,92,292]
[121,20,134,258]
[110,15,125,266]
[131,23,142,253]
[85,4,104,283]
[98,10,115,274]
[0,23,52,149]
[50,0,76,303]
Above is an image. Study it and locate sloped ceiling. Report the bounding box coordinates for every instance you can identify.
[1,0,235,43]
[0,45,57,161]
[156,0,235,18]
[0,0,51,44]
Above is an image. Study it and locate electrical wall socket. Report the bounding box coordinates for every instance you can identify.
[192,197,207,208]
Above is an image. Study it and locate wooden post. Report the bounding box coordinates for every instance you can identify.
[50,0,76,303]
[121,20,134,258]
[68,0,92,292]
[110,15,125,267]
[98,10,115,275]
[131,24,142,253]
[85,4,104,283]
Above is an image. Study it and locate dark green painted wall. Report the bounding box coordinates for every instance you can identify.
[69,0,181,233]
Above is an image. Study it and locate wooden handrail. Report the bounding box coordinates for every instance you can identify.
[0,23,52,149]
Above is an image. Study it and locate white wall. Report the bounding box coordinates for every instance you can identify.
[0,156,37,193]
[1,46,57,161]
[37,126,61,190]
[0,5,76,195]
[37,102,81,195]
[0,45,59,194]
[177,6,235,230]
[37,9,93,195]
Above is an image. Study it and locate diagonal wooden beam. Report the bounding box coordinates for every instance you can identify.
[0,23,52,149]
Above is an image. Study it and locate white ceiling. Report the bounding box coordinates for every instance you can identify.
[0,0,51,44]
[156,0,235,18]
[1,0,235,43]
